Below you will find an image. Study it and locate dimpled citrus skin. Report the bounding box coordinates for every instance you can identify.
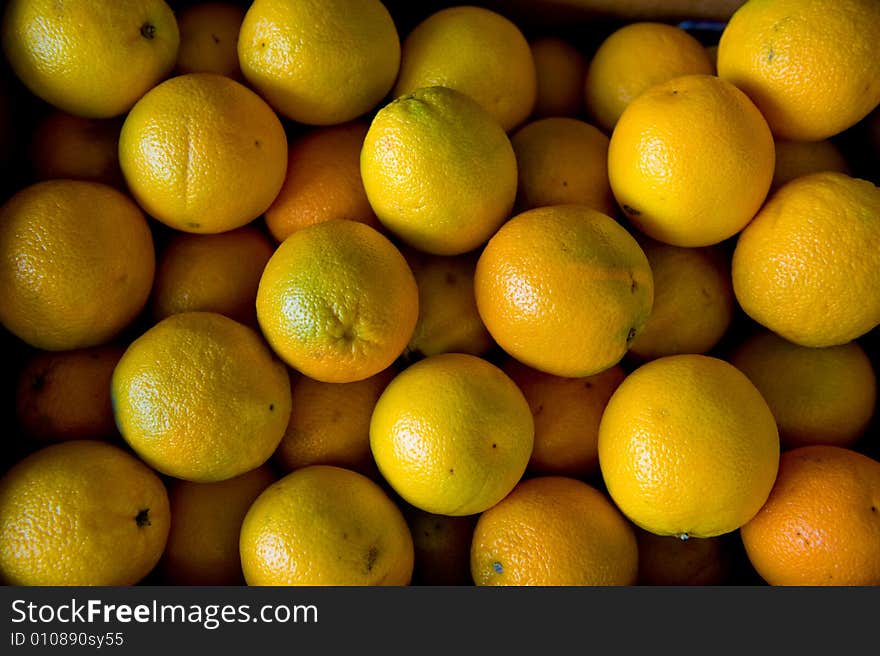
[598,354,780,539]
[240,465,414,586]
[0,180,155,351]
[584,22,714,133]
[151,226,275,328]
[161,465,275,586]
[175,2,245,78]
[608,74,775,247]
[741,445,880,586]
[0,440,170,586]
[470,476,638,586]
[237,0,400,126]
[111,312,292,483]
[1,0,179,118]
[730,331,877,449]
[256,219,418,384]
[16,344,125,443]
[361,86,517,256]
[771,138,849,191]
[628,239,734,361]
[732,172,880,348]
[474,205,654,378]
[369,353,534,517]
[529,37,587,119]
[717,0,880,141]
[511,117,616,216]
[264,121,380,243]
[118,73,287,234]
[392,6,536,132]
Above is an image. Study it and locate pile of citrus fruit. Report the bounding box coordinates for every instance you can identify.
[0,0,878,587]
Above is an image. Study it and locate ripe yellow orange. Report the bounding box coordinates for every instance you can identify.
[510,117,616,216]
[608,74,775,247]
[151,226,275,328]
[732,172,880,348]
[406,507,478,586]
[474,205,654,378]
[404,250,494,360]
[598,354,780,538]
[111,311,292,483]
[392,6,536,132]
[0,180,155,351]
[28,111,124,187]
[0,440,170,586]
[1,0,179,118]
[119,73,287,234]
[370,353,534,516]
[717,0,880,141]
[583,21,714,133]
[240,465,414,585]
[360,86,518,256]
[529,37,587,119]
[274,366,397,477]
[264,121,380,244]
[238,0,400,125]
[730,331,876,450]
[636,528,734,586]
[502,358,626,477]
[628,239,734,361]
[161,464,275,585]
[256,219,418,384]
[175,2,245,78]
[16,344,125,443]
[470,476,638,586]
[741,445,880,586]
[772,138,849,191]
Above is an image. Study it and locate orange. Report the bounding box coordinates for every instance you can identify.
[470,476,638,586]
[175,2,245,78]
[118,73,287,234]
[151,226,275,328]
[628,239,734,361]
[732,172,880,347]
[510,117,616,216]
[0,180,155,351]
[406,506,478,586]
[28,111,124,187]
[111,311,292,483]
[636,529,733,586]
[370,353,534,516]
[0,440,170,586]
[360,86,518,256]
[1,0,179,118]
[16,344,125,443]
[598,354,780,538]
[256,219,418,384]
[772,139,849,191]
[741,445,880,586]
[474,205,653,378]
[161,464,275,585]
[274,366,397,476]
[584,22,714,133]
[717,0,880,141]
[392,6,536,132]
[502,357,626,477]
[240,465,414,585]
[529,36,587,119]
[608,74,775,247]
[264,121,380,244]
[238,0,400,125]
[404,250,494,360]
[730,331,876,450]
